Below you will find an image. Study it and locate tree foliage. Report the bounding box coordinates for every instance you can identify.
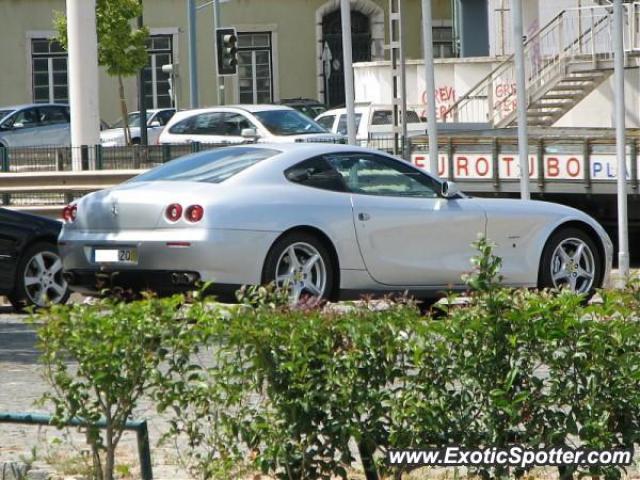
[54,0,149,144]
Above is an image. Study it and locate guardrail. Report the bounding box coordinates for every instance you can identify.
[1,135,639,218]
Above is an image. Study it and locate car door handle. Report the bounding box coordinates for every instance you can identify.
[358,213,370,221]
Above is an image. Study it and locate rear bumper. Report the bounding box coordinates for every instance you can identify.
[59,227,280,287]
[65,269,242,300]
[64,269,200,295]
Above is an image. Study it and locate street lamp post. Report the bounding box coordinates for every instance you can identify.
[340,0,357,145]
[137,0,148,146]
[511,0,531,200]
[613,0,630,285]
[421,0,438,175]
[66,0,100,171]
[187,0,199,108]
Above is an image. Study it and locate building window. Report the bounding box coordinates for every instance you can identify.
[143,35,174,109]
[237,32,273,104]
[433,27,455,58]
[31,39,68,104]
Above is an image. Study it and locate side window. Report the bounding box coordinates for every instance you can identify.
[284,157,347,193]
[38,106,69,125]
[169,112,224,135]
[155,110,175,126]
[324,153,440,198]
[406,111,421,123]
[336,113,362,135]
[316,115,335,131]
[12,108,40,128]
[371,110,392,125]
[221,113,252,136]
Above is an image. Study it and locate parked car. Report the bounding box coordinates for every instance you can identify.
[279,98,328,119]
[0,208,70,311]
[315,104,426,144]
[158,105,343,145]
[0,104,71,147]
[100,108,176,146]
[59,143,612,303]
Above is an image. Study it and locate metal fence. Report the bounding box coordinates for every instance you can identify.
[3,134,638,213]
[0,143,230,173]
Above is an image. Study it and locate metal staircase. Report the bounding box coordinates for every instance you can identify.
[443,3,640,128]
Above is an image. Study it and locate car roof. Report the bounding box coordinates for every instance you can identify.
[0,103,68,111]
[171,104,295,116]
[129,108,175,115]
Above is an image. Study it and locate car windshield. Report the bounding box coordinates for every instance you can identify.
[129,147,281,184]
[112,112,141,128]
[254,110,327,136]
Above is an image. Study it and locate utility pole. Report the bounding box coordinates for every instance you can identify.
[389,0,408,157]
[187,0,199,108]
[421,0,439,175]
[511,0,531,199]
[613,0,630,284]
[340,0,357,145]
[66,0,100,171]
[137,0,148,146]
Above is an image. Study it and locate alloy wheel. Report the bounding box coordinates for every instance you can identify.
[275,242,327,303]
[550,237,596,294]
[23,251,68,307]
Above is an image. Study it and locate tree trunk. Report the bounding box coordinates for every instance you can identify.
[357,438,380,480]
[104,425,115,480]
[118,75,131,146]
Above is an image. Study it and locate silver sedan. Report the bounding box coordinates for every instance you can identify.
[59,144,613,302]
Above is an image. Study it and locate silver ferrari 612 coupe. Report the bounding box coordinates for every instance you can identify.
[59,143,613,302]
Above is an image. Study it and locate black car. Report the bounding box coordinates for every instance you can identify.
[0,208,70,311]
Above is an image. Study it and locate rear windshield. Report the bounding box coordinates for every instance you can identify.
[130,147,280,184]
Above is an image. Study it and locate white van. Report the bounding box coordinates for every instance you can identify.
[315,104,426,144]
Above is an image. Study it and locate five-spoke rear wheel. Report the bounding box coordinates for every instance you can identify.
[539,228,602,295]
[263,232,335,304]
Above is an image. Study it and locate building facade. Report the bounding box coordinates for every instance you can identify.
[0,0,453,124]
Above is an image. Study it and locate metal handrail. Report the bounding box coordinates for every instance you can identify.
[0,412,153,480]
[443,3,639,126]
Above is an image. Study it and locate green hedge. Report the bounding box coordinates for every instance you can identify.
[35,239,640,480]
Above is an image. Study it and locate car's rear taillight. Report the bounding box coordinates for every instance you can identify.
[62,204,77,222]
[185,205,204,223]
[165,203,183,222]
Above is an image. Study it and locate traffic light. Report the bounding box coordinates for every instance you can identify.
[216,27,238,76]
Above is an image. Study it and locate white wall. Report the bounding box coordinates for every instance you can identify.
[355,59,640,127]
[354,59,494,120]
[555,68,640,128]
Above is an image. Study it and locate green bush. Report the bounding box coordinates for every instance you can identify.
[32,294,201,480]
[155,239,640,480]
[155,287,422,480]
[35,239,640,480]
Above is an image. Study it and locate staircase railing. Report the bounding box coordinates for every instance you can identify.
[442,3,640,126]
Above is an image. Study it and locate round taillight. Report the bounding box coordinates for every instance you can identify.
[185,205,204,223]
[165,203,183,222]
[62,204,77,222]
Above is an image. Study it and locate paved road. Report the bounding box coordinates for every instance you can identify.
[0,305,192,479]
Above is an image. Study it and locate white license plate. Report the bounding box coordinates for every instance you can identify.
[94,248,138,264]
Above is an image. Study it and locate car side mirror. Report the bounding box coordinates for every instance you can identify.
[149,120,161,127]
[12,122,24,129]
[241,127,259,139]
[441,180,461,199]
